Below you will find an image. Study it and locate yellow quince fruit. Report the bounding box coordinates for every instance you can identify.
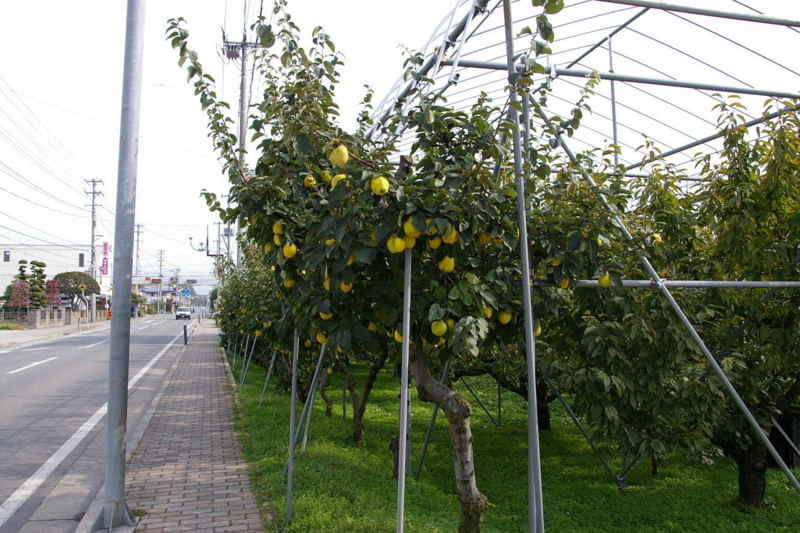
[438,256,455,273]
[329,144,349,167]
[370,176,390,195]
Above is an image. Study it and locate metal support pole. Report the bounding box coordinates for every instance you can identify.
[240,336,257,387]
[301,344,327,453]
[534,279,800,289]
[497,382,502,427]
[258,351,277,407]
[92,0,145,529]
[396,248,412,533]
[183,324,188,345]
[415,358,451,480]
[608,35,620,168]
[286,330,299,525]
[503,1,545,530]
[627,103,800,171]
[597,0,800,27]
[530,96,800,497]
[342,376,347,419]
[699,249,800,381]
[460,378,500,428]
[444,60,800,100]
[539,371,623,487]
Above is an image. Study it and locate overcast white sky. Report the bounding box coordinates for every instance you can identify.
[0,0,455,293]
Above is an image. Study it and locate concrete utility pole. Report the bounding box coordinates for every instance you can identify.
[134,224,144,276]
[157,250,164,315]
[92,0,145,528]
[222,30,259,268]
[84,178,103,279]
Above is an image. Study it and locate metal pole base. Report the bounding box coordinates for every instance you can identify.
[91,501,136,531]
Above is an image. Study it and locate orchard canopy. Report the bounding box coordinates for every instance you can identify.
[168,0,800,525]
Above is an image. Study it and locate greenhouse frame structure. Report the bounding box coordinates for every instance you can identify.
[360,1,800,531]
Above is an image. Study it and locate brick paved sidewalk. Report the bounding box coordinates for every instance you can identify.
[125,321,264,532]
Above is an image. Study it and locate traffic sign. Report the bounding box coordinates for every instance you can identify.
[78,283,87,291]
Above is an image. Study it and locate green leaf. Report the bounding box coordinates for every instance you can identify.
[545,0,565,14]
[428,303,445,322]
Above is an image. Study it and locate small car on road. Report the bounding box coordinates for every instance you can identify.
[175,307,192,320]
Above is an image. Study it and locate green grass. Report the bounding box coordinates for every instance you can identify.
[0,323,24,330]
[230,358,800,532]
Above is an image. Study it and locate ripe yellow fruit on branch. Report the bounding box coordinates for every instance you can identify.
[534,325,542,337]
[478,232,492,245]
[550,258,562,266]
[442,225,459,244]
[370,176,390,195]
[482,307,493,318]
[273,222,284,235]
[598,272,612,288]
[438,256,455,273]
[325,238,337,245]
[368,322,379,332]
[445,318,455,330]
[273,234,283,246]
[498,310,512,324]
[282,243,297,258]
[403,235,416,249]
[304,339,312,348]
[319,311,333,320]
[316,331,327,343]
[323,278,331,290]
[387,234,406,254]
[427,236,442,249]
[263,243,274,252]
[329,144,349,167]
[347,254,355,265]
[339,281,353,293]
[393,330,403,343]
[403,218,421,238]
[303,174,316,188]
[557,278,569,289]
[331,174,347,189]
[283,277,295,288]
[431,320,447,337]
[321,170,332,182]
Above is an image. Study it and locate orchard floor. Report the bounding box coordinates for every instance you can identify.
[229,357,800,533]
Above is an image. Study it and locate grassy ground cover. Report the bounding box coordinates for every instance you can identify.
[229,356,800,532]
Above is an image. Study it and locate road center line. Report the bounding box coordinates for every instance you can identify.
[0,331,183,527]
[78,340,108,350]
[6,357,59,375]
[22,348,49,352]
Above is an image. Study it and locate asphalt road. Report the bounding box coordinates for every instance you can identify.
[0,318,192,533]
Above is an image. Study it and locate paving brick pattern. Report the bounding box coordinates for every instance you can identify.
[126,323,264,532]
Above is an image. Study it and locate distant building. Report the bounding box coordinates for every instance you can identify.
[0,243,111,294]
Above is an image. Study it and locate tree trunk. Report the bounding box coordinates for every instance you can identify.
[318,368,333,418]
[729,441,768,507]
[409,348,488,533]
[335,345,388,444]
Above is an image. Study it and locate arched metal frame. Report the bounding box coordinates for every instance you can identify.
[366,1,800,532]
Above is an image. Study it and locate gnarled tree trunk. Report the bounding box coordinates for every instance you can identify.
[335,341,389,444]
[409,348,488,533]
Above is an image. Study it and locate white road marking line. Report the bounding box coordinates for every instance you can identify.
[78,340,108,350]
[22,348,48,352]
[0,331,183,527]
[6,357,59,375]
